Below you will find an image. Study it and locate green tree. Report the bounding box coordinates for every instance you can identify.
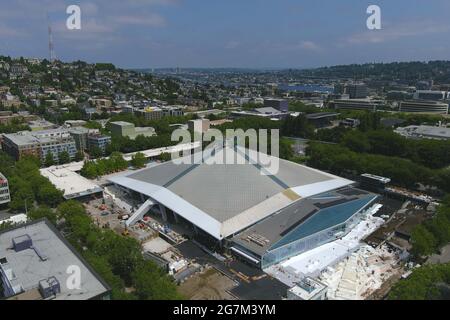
[158,152,171,162]
[58,151,71,164]
[410,225,438,258]
[131,152,146,168]
[75,150,84,162]
[44,152,55,167]
[90,146,103,159]
[28,206,58,225]
[341,130,370,153]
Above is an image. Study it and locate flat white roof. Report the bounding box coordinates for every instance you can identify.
[40,165,102,199]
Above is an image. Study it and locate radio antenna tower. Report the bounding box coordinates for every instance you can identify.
[47,13,57,63]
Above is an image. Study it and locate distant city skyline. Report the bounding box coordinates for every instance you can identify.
[1,0,449,69]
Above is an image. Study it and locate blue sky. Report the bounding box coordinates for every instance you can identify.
[0,0,449,68]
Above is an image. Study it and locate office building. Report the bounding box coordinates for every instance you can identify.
[332,99,377,111]
[135,107,164,121]
[0,219,110,300]
[264,98,289,112]
[110,121,155,140]
[399,100,449,114]
[162,106,184,117]
[347,84,368,99]
[413,90,446,101]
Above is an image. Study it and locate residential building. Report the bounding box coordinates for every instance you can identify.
[2,129,77,162]
[87,134,111,154]
[162,106,184,117]
[0,219,110,300]
[135,107,164,121]
[68,127,100,151]
[0,173,10,205]
[0,111,37,125]
[28,120,57,131]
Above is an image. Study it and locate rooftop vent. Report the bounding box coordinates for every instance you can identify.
[39,276,61,299]
[12,234,32,252]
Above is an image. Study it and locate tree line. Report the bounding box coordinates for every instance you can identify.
[80,152,129,179]
[306,142,450,193]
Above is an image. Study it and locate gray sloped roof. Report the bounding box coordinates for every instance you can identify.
[122,147,347,224]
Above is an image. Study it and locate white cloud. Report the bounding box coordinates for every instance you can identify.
[298,40,321,51]
[115,14,167,27]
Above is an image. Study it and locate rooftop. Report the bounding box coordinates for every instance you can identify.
[0,219,110,300]
[232,187,377,256]
[40,165,103,200]
[109,146,353,239]
[395,125,450,140]
[110,121,134,127]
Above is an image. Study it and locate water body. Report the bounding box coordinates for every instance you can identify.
[278,84,333,93]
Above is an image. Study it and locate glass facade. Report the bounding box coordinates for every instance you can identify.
[261,195,378,269]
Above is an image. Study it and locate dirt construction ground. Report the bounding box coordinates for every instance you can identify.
[178,267,238,300]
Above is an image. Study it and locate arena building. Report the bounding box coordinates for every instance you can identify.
[108,146,378,268]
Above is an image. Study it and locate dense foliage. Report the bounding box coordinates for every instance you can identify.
[389,263,450,300]
[306,142,450,192]
[130,152,147,169]
[410,197,450,258]
[0,152,63,211]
